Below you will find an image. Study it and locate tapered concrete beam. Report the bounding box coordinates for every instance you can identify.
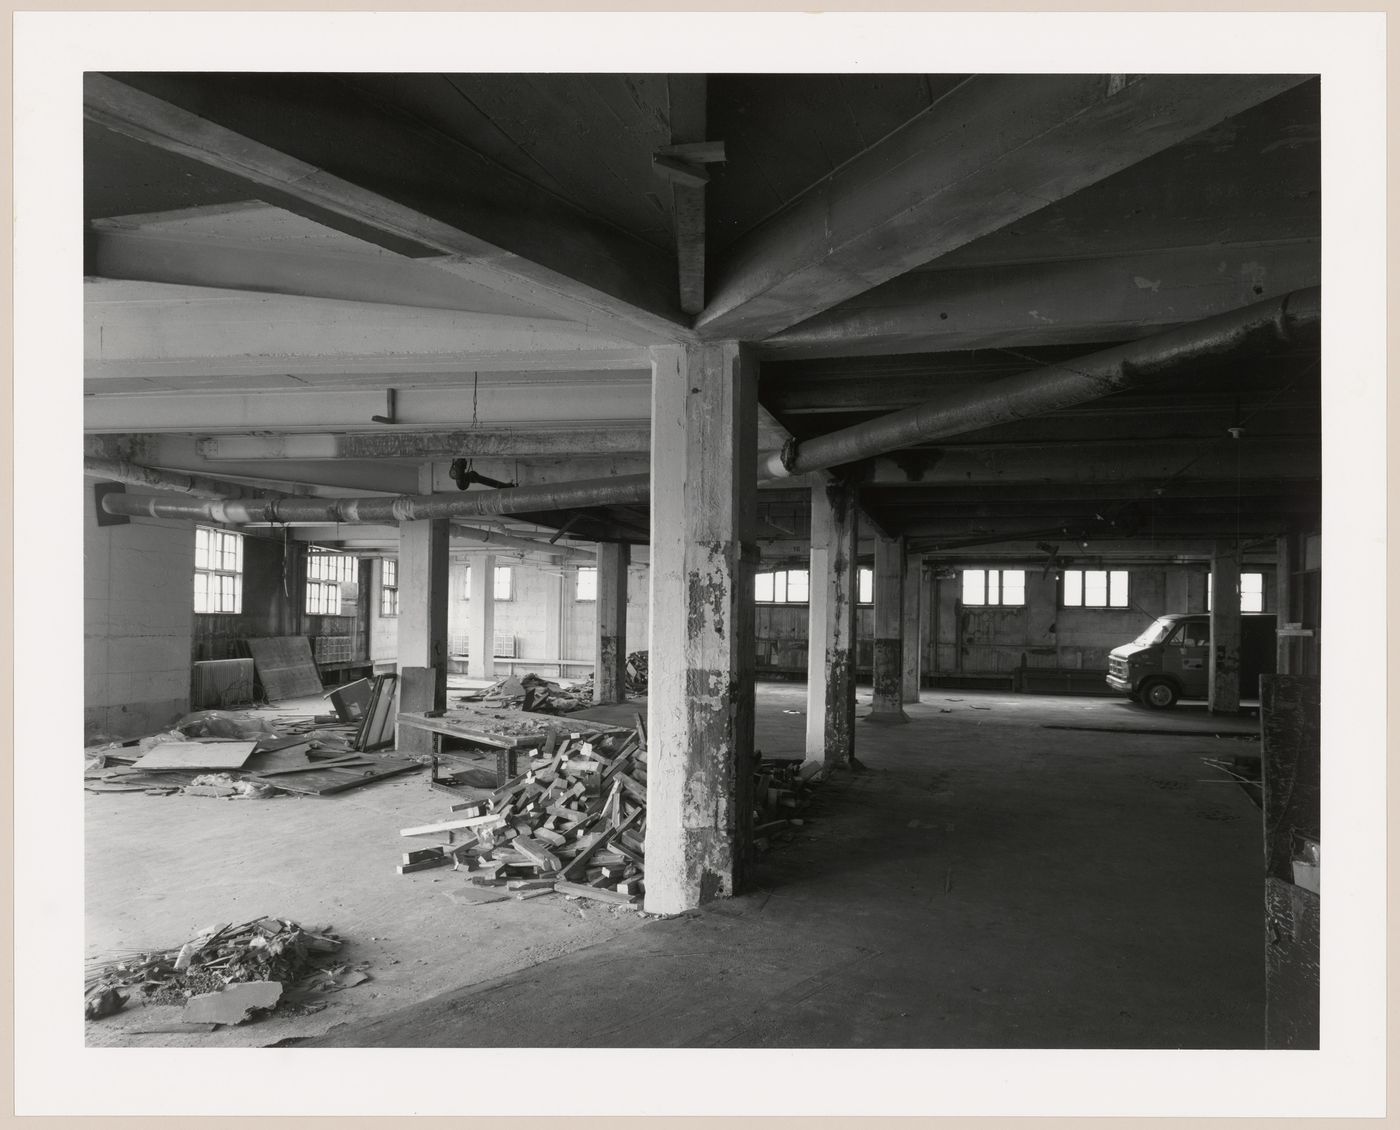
[804,478,859,768]
[902,553,924,704]
[467,553,496,680]
[594,542,629,704]
[867,535,909,723]
[646,342,757,914]
[396,519,450,752]
[1209,542,1243,713]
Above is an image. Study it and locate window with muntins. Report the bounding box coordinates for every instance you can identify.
[380,559,399,617]
[962,568,1026,607]
[1062,569,1128,608]
[755,568,810,603]
[194,526,243,614]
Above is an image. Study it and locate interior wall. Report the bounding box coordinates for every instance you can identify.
[84,481,195,740]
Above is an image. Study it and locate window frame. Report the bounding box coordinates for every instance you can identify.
[575,565,598,602]
[193,525,244,614]
[960,568,1026,608]
[1061,568,1129,609]
[754,567,811,604]
[380,558,399,617]
[1207,571,1265,613]
[857,566,874,605]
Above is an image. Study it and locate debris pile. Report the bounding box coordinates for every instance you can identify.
[399,719,819,907]
[85,917,365,1026]
[624,650,649,695]
[460,672,593,715]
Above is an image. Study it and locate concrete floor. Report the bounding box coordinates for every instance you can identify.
[87,683,1265,1049]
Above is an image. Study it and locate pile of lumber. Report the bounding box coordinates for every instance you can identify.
[399,719,650,906]
[459,672,592,715]
[624,650,649,695]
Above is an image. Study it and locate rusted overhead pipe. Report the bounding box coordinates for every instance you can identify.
[99,290,1319,525]
[102,473,651,523]
[759,287,1320,479]
[452,522,595,560]
[84,455,290,500]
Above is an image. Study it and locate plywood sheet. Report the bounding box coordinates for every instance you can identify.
[246,636,322,702]
[134,740,258,771]
[254,756,420,796]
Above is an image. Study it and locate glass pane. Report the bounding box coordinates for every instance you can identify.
[1109,570,1128,607]
[858,567,873,604]
[1063,570,1083,606]
[193,572,207,613]
[194,528,208,570]
[577,566,597,601]
[494,566,512,601]
[1084,570,1108,606]
[1002,570,1026,606]
[348,558,359,584]
[987,570,1001,605]
[755,572,774,602]
[786,569,809,603]
[232,533,242,573]
[962,569,984,605]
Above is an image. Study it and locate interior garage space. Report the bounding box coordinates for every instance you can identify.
[34,37,1381,1089]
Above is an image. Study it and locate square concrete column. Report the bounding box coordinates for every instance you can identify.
[467,552,496,679]
[397,518,449,752]
[902,552,924,704]
[868,534,909,723]
[542,564,563,666]
[1275,534,1293,675]
[594,541,629,703]
[1209,542,1242,713]
[805,478,859,767]
[646,342,757,914]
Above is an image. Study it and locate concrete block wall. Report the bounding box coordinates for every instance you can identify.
[84,482,195,740]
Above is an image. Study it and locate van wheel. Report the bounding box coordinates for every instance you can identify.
[1139,678,1179,710]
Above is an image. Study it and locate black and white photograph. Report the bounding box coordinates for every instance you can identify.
[11,8,1388,1120]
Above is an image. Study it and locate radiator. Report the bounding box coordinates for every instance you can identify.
[492,633,516,658]
[192,658,256,709]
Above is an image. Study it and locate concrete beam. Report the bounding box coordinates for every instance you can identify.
[761,239,1320,358]
[867,535,908,724]
[646,342,757,913]
[84,73,688,344]
[804,479,859,768]
[188,427,654,462]
[700,73,1310,341]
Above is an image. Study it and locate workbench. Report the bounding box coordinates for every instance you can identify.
[395,710,630,786]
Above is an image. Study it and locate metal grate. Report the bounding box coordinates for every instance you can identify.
[191,658,255,709]
[492,633,517,658]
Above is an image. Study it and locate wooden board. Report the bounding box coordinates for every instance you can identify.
[134,740,258,771]
[246,636,322,702]
[357,674,398,751]
[252,757,421,796]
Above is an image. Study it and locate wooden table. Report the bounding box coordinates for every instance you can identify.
[395,710,630,786]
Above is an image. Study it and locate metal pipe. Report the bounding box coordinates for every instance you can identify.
[84,455,288,500]
[102,473,651,524]
[97,290,1319,526]
[452,522,595,560]
[758,287,1320,480]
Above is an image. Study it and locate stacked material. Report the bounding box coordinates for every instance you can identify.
[624,650,649,695]
[459,672,593,715]
[399,723,649,905]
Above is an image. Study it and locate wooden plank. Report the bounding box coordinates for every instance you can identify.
[553,881,637,906]
[698,74,1313,341]
[134,740,258,771]
[400,813,507,838]
[261,757,420,796]
[246,636,322,701]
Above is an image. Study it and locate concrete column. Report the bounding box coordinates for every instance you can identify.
[804,478,859,767]
[646,342,757,914]
[543,565,563,666]
[594,542,629,703]
[867,535,909,723]
[901,552,923,704]
[1209,542,1242,713]
[397,518,449,752]
[1275,534,1294,675]
[467,552,496,679]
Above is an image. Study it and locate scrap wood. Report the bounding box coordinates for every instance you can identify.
[553,880,637,907]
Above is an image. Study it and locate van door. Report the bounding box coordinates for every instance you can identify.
[1163,620,1211,698]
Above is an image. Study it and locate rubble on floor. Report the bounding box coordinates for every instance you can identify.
[458,672,595,715]
[624,650,648,695]
[397,717,817,909]
[84,707,424,799]
[84,917,368,1028]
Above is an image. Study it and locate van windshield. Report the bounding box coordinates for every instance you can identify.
[1133,618,1176,647]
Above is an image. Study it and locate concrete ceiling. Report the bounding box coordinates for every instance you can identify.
[83,71,1321,556]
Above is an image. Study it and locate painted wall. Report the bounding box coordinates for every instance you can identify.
[84,481,195,740]
[369,557,399,668]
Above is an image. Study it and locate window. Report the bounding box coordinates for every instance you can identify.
[754,568,809,603]
[305,553,357,616]
[463,564,516,601]
[193,526,243,614]
[1062,569,1128,608]
[1171,621,1210,648]
[857,567,873,604]
[576,566,597,601]
[962,568,1026,607]
[380,559,398,617]
[1207,572,1264,613]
